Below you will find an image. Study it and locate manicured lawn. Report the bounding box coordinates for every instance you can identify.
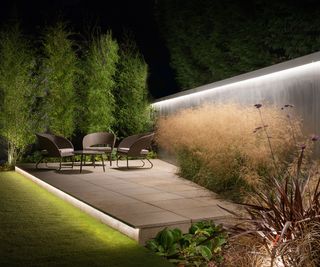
[0,171,173,267]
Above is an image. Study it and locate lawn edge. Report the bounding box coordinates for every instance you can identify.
[15,166,140,242]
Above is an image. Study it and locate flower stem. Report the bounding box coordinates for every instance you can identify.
[258,108,278,174]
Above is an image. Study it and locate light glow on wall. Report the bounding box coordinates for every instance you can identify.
[152,51,320,155]
[153,61,320,110]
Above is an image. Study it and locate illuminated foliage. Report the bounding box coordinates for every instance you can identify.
[40,22,78,137]
[81,32,119,133]
[0,24,37,165]
[114,38,152,137]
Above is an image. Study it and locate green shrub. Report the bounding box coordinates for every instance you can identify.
[156,0,320,90]
[176,147,251,201]
[146,220,227,266]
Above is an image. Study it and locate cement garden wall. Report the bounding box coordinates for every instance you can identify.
[153,52,320,136]
[152,51,320,157]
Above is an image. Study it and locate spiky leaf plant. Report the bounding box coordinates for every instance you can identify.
[224,104,320,267]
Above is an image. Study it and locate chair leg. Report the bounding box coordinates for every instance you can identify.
[109,154,112,166]
[36,155,44,169]
[146,158,153,169]
[126,157,129,168]
[116,154,120,167]
[101,154,105,172]
[80,154,83,173]
[71,156,74,169]
[140,159,146,167]
[58,157,62,171]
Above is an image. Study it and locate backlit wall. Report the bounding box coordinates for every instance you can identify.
[153,52,320,136]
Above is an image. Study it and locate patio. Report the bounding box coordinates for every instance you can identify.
[16,159,236,244]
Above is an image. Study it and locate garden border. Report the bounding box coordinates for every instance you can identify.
[15,166,140,242]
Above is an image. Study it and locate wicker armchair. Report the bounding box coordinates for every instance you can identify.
[116,132,154,168]
[35,133,74,170]
[82,132,116,166]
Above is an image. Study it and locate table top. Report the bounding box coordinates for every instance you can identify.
[73,150,105,155]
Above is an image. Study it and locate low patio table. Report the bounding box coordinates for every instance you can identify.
[73,150,105,173]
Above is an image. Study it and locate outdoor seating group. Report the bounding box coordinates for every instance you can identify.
[35,132,154,172]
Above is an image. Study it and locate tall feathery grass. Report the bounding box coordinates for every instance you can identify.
[156,103,302,201]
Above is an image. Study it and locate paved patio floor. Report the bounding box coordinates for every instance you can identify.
[17,159,237,244]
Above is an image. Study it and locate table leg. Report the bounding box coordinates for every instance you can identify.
[93,155,95,168]
[80,154,83,173]
[101,154,105,172]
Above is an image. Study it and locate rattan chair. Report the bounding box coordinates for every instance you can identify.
[116,132,154,168]
[35,133,74,170]
[82,132,116,166]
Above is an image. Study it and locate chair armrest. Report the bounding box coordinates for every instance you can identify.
[36,133,61,157]
[54,135,74,149]
[118,134,142,149]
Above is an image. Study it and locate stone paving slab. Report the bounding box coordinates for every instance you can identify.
[17,159,237,243]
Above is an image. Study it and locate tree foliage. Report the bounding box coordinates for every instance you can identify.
[40,22,78,137]
[0,25,36,165]
[0,22,153,166]
[115,39,152,137]
[156,0,320,89]
[82,31,119,133]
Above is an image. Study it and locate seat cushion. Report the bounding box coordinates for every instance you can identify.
[117,147,129,154]
[141,149,149,155]
[59,148,74,156]
[117,147,149,156]
[85,146,112,152]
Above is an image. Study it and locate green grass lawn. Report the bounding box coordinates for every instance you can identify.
[0,171,173,267]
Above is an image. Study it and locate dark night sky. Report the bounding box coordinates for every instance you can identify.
[0,0,180,99]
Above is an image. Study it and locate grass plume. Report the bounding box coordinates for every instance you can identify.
[156,103,302,201]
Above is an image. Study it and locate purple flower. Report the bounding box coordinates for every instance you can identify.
[254,104,262,109]
[311,135,320,142]
[300,144,306,150]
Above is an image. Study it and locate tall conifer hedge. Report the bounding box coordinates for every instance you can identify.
[40,22,78,137]
[83,32,119,133]
[0,25,37,165]
[115,39,152,137]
